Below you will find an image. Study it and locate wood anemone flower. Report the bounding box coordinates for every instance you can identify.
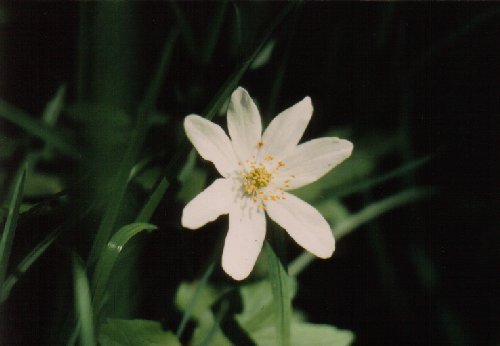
[182,87,353,280]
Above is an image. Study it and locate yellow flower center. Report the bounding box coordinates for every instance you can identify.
[242,166,272,195]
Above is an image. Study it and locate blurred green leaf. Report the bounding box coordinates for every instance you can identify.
[135,177,170,223]
[265,241,291,346]
[236,278,353,346]
[177,150,197,183]
[99,319,180,346]
[289,187,434,276]
[199,300,229,346]
[174,275,232,345]
[170,2,196,57]
[331,155,432,199]
[176,168,207,203]
[42,84,66,126]
[91,222,157,320]
[201,1,229,65]
[250,322,354,346]
[175,262,215,339]
[24,171,63,198]
[0,99,80,159]
[0,226,60,303]
[236,278,297,333]
[0,168,25,290]
[250,39,276,70]
[73,254,96,346]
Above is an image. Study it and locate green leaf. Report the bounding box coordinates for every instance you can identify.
[250,39,276,70]
[0,168,26,289]
[99,319,180,346]
[0,226,60,303]
[235,279,354,346]
[73,254,96,346]
[331,154,432,199]
[91,222,157,319]
[24,171,63,198]
[176,168,207,203]
[201,1,229,65]
[135,177,170,223]
[175,262,215,339]
[42,84,66,126]
[265,241,291,346]
[236,278,297,333]
[250,322,354,346]
[174,276,232,345]
[0,99,79,159]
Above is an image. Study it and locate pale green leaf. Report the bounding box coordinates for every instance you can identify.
[250,40,276,69]
[99,319,180,346]
[265,241,291,346]
[174,276,232,345]
[42,84,66,126]
[251,322,354,346]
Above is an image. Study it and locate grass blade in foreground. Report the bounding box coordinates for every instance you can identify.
[0,168,26,290]
[91,222,157,319]
[1,205,93,304]
[265,241,291,346]
[0,99,79,159]
[1,226,59,303]
[73,254,96,346]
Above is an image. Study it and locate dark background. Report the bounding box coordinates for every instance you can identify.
[1,2,499,345]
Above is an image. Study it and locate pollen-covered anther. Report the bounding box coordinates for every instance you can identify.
[242,166,273,196]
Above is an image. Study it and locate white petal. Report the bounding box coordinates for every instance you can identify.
[266,192,334,258]
[222,204,266,280]
[277,137,353,190]
[184,115,239,177]
[181,178,233,229]
[227,87,262,162]
[260,97,313,160]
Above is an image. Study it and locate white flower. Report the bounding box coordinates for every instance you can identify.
[182,87,353,280]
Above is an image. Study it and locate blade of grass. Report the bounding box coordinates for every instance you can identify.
[136,3,297,223]
[175,261,215,339]
[1,226,59,303]
[91,222,156,321]
[170,2,196,58]
[331,154,433,198]
[0,168,26,290]
[0,205,93,304]
[199,299,229,346]
[201,1,229,65]
[288,187,434,276]
[203,3,296,123]
[87,28,178,266]
[0,99,79,159]
[265,241,291,346]
[73,254,96,346]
